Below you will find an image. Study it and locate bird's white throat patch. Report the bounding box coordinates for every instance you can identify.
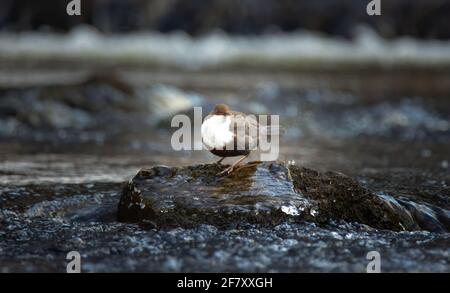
[201,115,234,149]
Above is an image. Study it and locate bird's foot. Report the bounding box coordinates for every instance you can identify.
[217,154,250,176]
[217,165,234,176]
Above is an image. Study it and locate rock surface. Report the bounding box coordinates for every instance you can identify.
[118,162,445,231]
[118,162,315,228]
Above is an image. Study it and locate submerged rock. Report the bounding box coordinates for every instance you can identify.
[118,162,445,231]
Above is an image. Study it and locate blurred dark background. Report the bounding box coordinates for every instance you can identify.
[1,0,450,274]
[1,0,450,39]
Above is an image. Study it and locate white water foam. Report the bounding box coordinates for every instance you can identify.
[1,26,450,69]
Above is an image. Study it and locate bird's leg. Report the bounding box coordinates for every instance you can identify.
[217,154,249,176]
[216,157,225,165]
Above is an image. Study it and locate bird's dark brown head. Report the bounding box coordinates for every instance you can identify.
[211,104,231,116]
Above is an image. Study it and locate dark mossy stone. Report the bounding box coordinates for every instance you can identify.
[117,162,439,231]
[287,165,419,231]
[118,162,316,228]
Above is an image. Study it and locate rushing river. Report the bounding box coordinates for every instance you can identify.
[0,30,449,272]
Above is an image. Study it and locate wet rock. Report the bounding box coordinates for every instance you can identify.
[118,162,315,228]
[288,166,422,232]
[117,162,427,231]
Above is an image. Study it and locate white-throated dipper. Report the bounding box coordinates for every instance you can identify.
[201,103,278,175]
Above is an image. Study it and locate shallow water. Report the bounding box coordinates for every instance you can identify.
[0,64,449,272]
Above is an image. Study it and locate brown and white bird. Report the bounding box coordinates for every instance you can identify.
[201,103,277,175]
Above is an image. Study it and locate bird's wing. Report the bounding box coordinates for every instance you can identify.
[228,113,257,134]
[228,113,258,150]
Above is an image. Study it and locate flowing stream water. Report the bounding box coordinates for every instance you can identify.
[0,31,449,272]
